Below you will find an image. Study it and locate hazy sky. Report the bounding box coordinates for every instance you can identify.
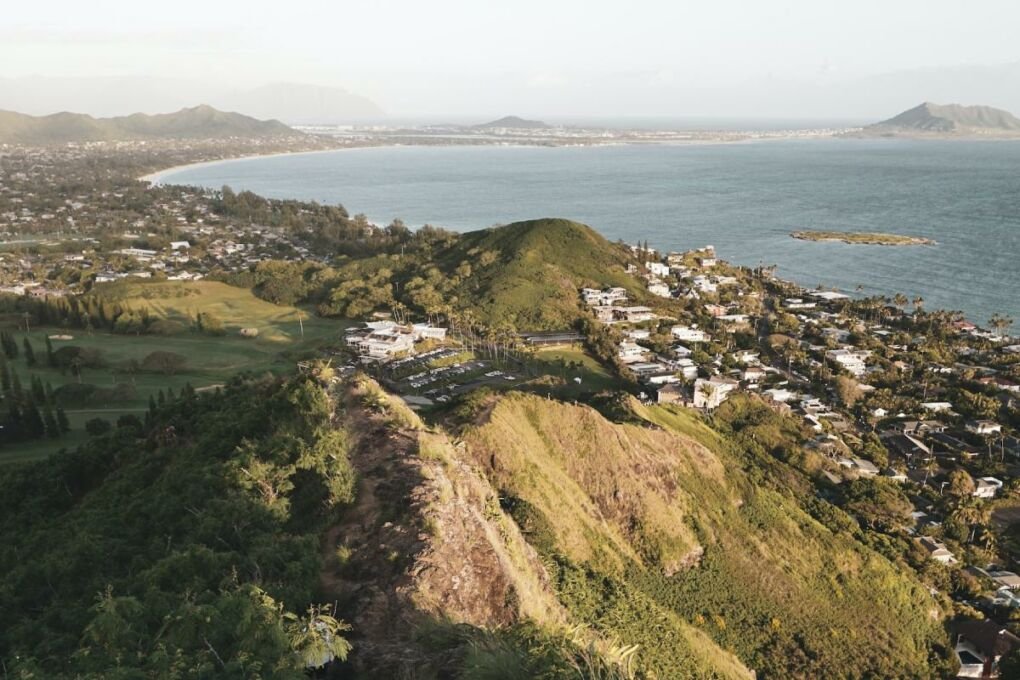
[4,0,1020,119]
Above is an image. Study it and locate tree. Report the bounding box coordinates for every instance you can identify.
[141,350,187,375]
[42,404,60,438]
[284,604,353,670]
[989,313,1014,338]
[843,478,913,531]
[835,375,863,407]
[22,337,36,367]
[85,418,112,437]
[56,406,70,433]
[45,335,55,366]
[947,469,976,500]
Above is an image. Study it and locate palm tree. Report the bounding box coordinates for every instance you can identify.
[989,313,1014,338]
[912,296,924,315]
[697,381,717,409]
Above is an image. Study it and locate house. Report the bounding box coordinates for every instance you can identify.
[612,306,655,323]
[669,342,693,358]
[922,402,955,414]
[742,366,766,384]
[581,287,628,307]
[895,420,947,437]
[825,348,871,377]
[919,537,957,565]
[783,298,817,310]
[647,281,672,298]
[851,458,880,477]
[884,433,932,464]
[809,291,851,302]
[618,342,651,364]
[764,388,797,404]
[671,325,709,343]
[693,377,738,410]
[645,261,670,278]
[974,477,1004,499]
[410,323,448,341]
[169,240,190,250]
[970,567,1020,591]
[656,383,687,405]
[951,619,1020,679]
[732,350,760,365]
[967,420,1003,436]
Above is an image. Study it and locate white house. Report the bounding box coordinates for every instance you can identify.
[671,325,709,343]
[693,377,738,410]
[618,342,651,364]
[825,348,871,377]
[645,261,670,278]
[967,420,1003,436]
[974,477,1004,499]
[647,281,672,298]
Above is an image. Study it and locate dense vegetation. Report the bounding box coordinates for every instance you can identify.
[0,374,356,677]
[222,218,654,331]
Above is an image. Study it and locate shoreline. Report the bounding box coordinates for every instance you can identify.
[138,146,358,184]
[138,130,850,184]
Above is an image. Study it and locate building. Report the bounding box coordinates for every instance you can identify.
[647,281,671,298]
[974,477,1004,499]
[825,348,871,377]
[612,306,655,323]
[693,377,738,410]
[581,287,628,307]
[951,619,1020,679]
[919,537,957,565]
[967,420,1003,436]
[618,342,651,364]
[671,325,709,343]
[645,261,670,278]
[656,383,687,405]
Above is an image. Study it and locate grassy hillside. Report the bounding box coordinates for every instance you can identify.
[459,393,950,678]
[441,218,647,329]
[0,105,294,144]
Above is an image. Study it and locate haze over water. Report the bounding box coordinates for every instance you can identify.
[160,138,1020,325]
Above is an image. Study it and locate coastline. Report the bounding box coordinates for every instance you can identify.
[138,130,849,184]
[138,146,360,184]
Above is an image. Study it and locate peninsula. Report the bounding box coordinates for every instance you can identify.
[791,230,935,245]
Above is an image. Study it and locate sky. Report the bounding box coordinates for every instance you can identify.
[3,0,1020,120]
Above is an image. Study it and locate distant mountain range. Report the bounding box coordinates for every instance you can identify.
[865,102,1020,136]
[0,105,296,145]
[473,115,551,129]
[0,78,384,124]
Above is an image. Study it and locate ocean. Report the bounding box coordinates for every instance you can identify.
[156,138,1020,325]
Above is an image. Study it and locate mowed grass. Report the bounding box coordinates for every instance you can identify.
[95,280,320,342]
[528,346,623,395]
[0,282,352,463]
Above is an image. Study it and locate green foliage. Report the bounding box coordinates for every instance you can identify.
[0,375,354,677]
[466,393,950,679]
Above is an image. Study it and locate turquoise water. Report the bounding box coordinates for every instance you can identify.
[160,139,1020,324]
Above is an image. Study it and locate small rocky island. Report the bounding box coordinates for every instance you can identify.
[791,230,935,246]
